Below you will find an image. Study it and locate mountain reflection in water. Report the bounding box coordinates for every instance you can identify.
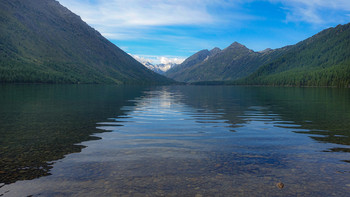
[1,85,350,196]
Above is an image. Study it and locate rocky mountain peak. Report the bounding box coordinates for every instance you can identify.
[209,47,221,56]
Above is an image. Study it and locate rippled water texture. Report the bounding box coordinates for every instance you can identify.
[1,85,350,196]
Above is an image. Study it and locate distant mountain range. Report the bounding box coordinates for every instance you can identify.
[133,58,177,74]
[166,23,350,87]
[165,43,289,82]
[145,62,177,75]
[0,0,172,84]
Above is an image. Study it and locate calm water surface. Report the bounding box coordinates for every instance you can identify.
[1,85,350,196]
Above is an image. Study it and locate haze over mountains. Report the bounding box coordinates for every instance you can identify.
[165,23,350,87]
[0,0,172,84]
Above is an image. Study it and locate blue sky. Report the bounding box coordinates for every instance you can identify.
[58,0,350,64]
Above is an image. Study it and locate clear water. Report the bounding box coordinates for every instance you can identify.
[1,85,350,196]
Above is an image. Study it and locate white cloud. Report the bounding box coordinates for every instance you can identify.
[59,0,214,27]
[285,6,323,24]
[57,0,254,41]
[130,54,155,64]
[131,54,185,65]
[159,57,184,64]
[57,0,350,57]
[270,0,350,24]
[58,0,350,42]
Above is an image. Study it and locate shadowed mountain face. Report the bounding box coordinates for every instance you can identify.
[165,42,289,83]
[165,49,214,79]
[0,0,172,84]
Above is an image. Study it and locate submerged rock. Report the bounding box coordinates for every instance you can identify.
[277,182,284,189]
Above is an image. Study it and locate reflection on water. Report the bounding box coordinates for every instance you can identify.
[0,85,145,185]
[1,86,350,196]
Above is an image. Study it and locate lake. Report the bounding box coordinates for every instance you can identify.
[0,85,350,196]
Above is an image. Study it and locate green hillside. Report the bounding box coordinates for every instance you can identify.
[0,0,172,84]
[166,23,350,87]
[237,23,350,87]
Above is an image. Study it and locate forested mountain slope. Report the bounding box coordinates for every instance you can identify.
[238,23,350,87]
[166,23,350,87]
[165,42,289,83]
[0,0,172,84]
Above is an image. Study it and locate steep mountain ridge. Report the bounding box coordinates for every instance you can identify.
[0,0,172,84]
[165,49,210,77]
[165,42,289,82]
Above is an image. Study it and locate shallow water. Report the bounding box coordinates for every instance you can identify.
[1,85,350,196]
